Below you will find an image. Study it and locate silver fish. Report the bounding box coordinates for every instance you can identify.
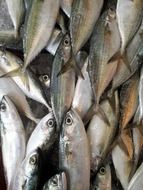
[42,172,67,190]
[92,165,112,190]
[89,8,120,105]
[70,0,103,55]
[26,112,56,156]
[72,57,92,119]
[0,95,26,190]
[59,108,90,190]
[5,0,25,37]
[87,91,119,171]
[51,34,75,127]
[24,0,60,69]
[0,50,51,110]
[12,148,42,190]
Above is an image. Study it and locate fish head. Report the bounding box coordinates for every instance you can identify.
[60,33,72,63]
[40,113,56,135]
[0,95,19,123]
[47,172,67,189]
[23,148,42,179]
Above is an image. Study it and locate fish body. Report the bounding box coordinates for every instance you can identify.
[89,8,120,104]
[70,0,103,55]
[24,0,60,68]
[87,92,119,171]
[26,113,56,156]
[0,96,26,190]
[72,57,92,119]
[51,34,75,128]
[59,108,90,190]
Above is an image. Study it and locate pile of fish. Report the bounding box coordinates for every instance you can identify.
[1,0,143,189]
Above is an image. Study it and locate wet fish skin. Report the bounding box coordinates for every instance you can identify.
[87,91,119,171]
[70,0,103,55]
[42,172,67,190]
[138,66,143,122]
[89,8,120,104]
[26,112,56,156]
[59,108,90,190]
[92,164,112,190]
[72,57,92,119]
[24,0,60,69]
[5,0,25,37]
[51,34,75,128]
[0,95,26,190]
[12,148,42,190]
[0,50,51,110]
[117,0,143,54]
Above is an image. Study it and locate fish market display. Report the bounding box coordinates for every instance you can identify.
[1,0,143,190]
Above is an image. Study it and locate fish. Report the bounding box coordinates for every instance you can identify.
[91,164,112,190]
[127,162,143,190]
[109,18,143,93]
[46,28,63,56]
[5,0,25,37]
[0,77,39,123]
[60,0,73,17]
[59,108,90,190]
[0,95,26,190]
[12,148,42,190]
[89,8,120,106]
[112,135,134,190]
[0,50,51,110]
[26,112,56,156]
[116,0,143,55]
[70,0,103,55]
[42,172,67,190]
[51,34,75,128]
[87,91,119,172]
[72,57,92,119]
[24,0,60,69]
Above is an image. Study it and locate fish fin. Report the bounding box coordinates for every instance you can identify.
[107,51,121,64]
[0,68,30,91]
[107,90,116,115]
[118,136,130,157]
[83,104,96,125]
[121,50,131,72]
[57,55,84,79]
[97,106,111,126]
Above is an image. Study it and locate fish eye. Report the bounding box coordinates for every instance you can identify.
[65,114,73,125]
[42,75,49,82]
[52,177,58,186]
[99,167,106,175]
[64,37,70,46]
[0,103,6,112]
[47,119,54,128]
[29,155,37,165]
